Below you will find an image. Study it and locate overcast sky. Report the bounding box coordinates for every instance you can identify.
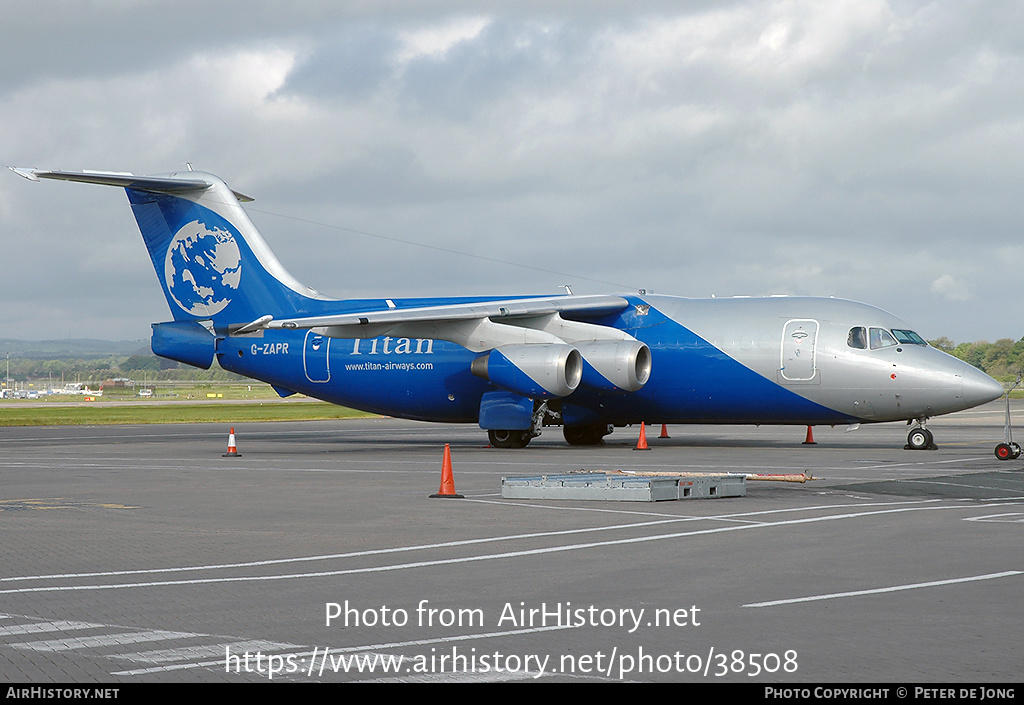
[2,1,1021,344]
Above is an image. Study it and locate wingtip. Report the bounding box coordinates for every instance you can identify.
[8,167,40,181]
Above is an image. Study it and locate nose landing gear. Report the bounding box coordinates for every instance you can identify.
[905,420,937,451]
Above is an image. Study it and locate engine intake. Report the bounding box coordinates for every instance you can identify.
[578,340,651,392]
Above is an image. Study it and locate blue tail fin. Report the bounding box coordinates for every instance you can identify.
[10,168,327,329]
[125,171,324,328]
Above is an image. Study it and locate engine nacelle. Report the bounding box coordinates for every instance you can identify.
[151,320,216,370]
[577,340,652,392]
[471,344,582,398]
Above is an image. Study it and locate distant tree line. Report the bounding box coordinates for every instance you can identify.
[1,354,245,385]
[928,337,1024,382]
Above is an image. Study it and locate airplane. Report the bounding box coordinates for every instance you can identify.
[10,166,1005,449]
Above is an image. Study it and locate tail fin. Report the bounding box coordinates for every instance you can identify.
[10,168,324,328]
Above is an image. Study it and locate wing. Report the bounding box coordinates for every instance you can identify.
[262,294,650,394]
[261,294,634,350]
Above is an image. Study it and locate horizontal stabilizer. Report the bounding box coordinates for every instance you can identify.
[7,168,254,201]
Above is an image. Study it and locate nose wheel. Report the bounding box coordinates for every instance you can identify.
[906,426,936,451]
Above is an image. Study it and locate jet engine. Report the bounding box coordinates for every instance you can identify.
[577,340,652,392]
[471,344,583,398]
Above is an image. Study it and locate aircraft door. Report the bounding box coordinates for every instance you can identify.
[304,331,330,383]
[780,319,818,382]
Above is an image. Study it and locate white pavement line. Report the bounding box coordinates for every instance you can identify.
[964,513,1024,523]
[893,476,1024,489]
[0,620,105,636]
[371,669,543,684]
[11,629,205,652]
[0,498,948,584]
[112,623,575,676]
[117,639,302,664]
[0,518,687,583]
[0,503,978,594]
[468,495,786,522]
[464,497,705,519]
[743,570,1023,608]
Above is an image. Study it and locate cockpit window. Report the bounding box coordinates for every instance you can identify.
[869,327,899,349]
[847,327,867,349]
[891,329,927,346]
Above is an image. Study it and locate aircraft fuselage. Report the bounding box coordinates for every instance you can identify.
[214,293,999,430]
[14,167,1003,448]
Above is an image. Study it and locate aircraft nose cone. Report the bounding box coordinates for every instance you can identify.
[961,365,1004,407]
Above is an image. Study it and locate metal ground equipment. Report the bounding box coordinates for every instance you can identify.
[994,373,1021,461]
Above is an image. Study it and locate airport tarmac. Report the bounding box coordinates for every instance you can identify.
[0,400,1021,683]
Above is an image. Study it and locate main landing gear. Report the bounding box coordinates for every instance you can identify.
[486,400,553,448]
[905,419,938,451]
[487,429,532,449]
[563,424,614,446]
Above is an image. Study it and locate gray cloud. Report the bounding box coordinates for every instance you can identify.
[2,1,1021,343]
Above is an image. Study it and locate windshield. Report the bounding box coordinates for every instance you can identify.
[891,329,928,346]
[849,326,929,350]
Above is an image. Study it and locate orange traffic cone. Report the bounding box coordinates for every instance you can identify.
[430,444,464,498]
[659,424,670,439]
[223,427,241,457]
[634,422,651,450]
[802,425,817,445]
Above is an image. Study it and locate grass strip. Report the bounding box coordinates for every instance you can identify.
[0,402,375,427]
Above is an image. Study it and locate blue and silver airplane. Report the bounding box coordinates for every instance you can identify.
[10,167,1005,448]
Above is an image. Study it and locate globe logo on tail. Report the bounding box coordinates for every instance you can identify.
[164,220,242,316]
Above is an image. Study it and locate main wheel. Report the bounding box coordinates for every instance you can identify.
[488,429,531,448]
[563,425,603,446]
[907,428,932,450]
[995,443,1014,460]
